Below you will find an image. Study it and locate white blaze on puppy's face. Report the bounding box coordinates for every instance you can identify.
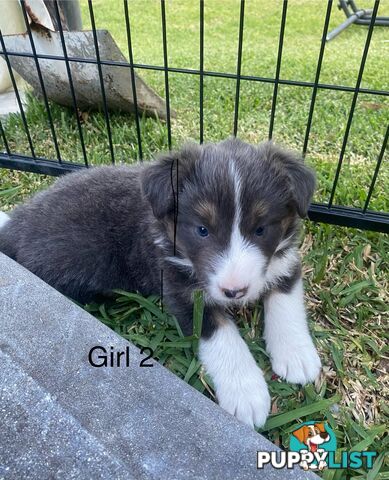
[208,162,267,305]
[209,224,267,305]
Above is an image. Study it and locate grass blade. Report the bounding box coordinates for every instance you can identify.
[260,394,341,431]
[192,290,204,354]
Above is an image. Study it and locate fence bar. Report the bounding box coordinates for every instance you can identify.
[87,0,115,163]
[123,0,143,161]
[53,0,88,167]
[0,30,36,160]
[363,125,388,213]
[269,0,288,140]
[1,49,388,97]
[161,0,175,252]
[171,159,179,256]
[0,152,84,176]
[199,0,204,144]
[0,119,11,156]
[1,147,387,232]
[308,203,389,233]
[161,0,172,150]
[303,0,332,157]
[328,0,379,207]
[20,0,62,162]
[233,0,245,137]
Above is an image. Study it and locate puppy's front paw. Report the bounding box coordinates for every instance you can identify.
[270,341,321,385]
[216,367,271,428]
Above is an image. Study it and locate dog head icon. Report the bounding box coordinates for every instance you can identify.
[292,423,330,452]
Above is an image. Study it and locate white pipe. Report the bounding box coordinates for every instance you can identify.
[0,0,26,92]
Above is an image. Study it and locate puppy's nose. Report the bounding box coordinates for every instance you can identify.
[222,287,248,299]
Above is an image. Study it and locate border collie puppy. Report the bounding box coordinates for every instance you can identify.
[0,139,321,428]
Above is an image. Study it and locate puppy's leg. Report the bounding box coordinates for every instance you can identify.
[264,277,321,384]
[199,316,270,428]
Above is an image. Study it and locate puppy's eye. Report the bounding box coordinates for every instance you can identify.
[255,226,265,236]
[197,226,209,237]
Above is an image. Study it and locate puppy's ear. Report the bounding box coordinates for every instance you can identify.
[292,425,308,444]
[316,423,326,433]
[265,142,316,218]
[141,143,200,220]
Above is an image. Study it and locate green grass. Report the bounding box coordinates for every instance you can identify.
[0,1,388,477]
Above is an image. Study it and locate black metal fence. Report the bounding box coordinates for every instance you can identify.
[0,0,388,233]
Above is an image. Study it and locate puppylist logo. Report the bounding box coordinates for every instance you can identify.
[289,421,336,471]
[257,420,377,472]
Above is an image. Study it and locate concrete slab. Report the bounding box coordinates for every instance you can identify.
[0,253,318,479]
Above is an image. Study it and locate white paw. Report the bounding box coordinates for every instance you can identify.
[216,366,271,428]
[270,342,321,385]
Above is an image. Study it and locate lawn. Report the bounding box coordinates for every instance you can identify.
[0,0,388,478]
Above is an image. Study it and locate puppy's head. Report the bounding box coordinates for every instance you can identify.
[141,138,315,305]
[293,423,330,447]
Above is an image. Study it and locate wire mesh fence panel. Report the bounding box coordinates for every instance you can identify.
[0,0,387,232]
